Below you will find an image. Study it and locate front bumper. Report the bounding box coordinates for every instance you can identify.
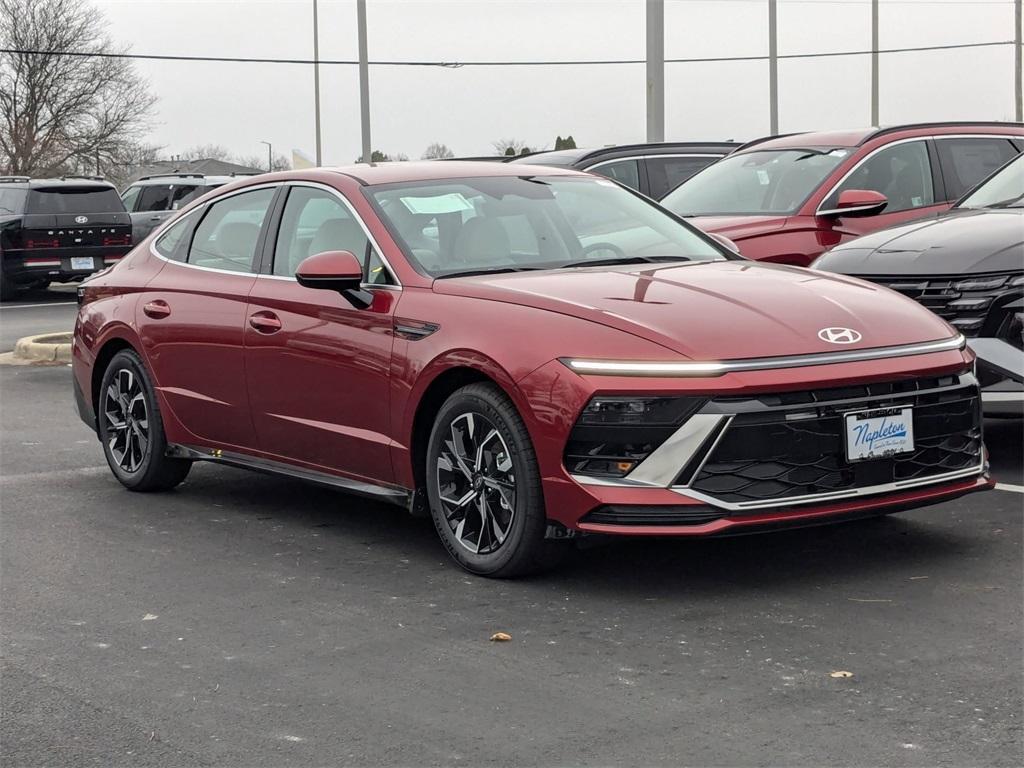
[522,352,990,537]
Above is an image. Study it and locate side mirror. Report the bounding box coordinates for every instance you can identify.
[820,189,888,218]
[295,250,371,307]
[708,232,741,255]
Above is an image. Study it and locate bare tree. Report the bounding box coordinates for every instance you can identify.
[0,0,157,176]
[235,152,291,172]
[491,138,531,157]
[422,142,454,160]
[180,144,233,162]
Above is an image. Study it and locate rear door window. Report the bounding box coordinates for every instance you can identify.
[26,187,124,214]
[153,213,196,262]
[589,159,641,191]
[187,187,275,273]
[170,184,203,210]
[0,188,27,215]
[646,155,718,199]
[137,185,173,212]
[935,137,1019,200]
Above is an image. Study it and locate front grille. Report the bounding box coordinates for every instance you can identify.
[688,378,982,507]
[866,272,1023,339]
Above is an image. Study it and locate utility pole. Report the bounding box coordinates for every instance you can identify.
[871,0,880,126]
[768,0,778,134]
[260,140,272,171]
[645,0,665,143]
[313,0,322,165]
[357,0,372,164]
[1016,0,1022,121]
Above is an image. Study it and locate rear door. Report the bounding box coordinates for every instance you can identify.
[130,183,174,242]
[139,184,278,451]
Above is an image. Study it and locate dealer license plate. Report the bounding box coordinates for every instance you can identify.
[844,406,914,462]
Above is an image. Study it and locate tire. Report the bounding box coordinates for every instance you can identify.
[97,349,192,492]
[0,271,17,302]
[425,382,565,577]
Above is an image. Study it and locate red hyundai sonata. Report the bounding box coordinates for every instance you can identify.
[72,162,991,576]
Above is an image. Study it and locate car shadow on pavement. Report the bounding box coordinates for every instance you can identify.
[175,463,981,601]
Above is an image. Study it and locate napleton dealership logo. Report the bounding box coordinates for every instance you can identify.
[74,215,88,224]
[818,327,863,344]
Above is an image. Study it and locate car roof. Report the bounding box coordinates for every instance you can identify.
[26,177,116,189]
[512,142,741,167]
[131,173,257,185]
[328,160,587,185]
[736,122,1024,153]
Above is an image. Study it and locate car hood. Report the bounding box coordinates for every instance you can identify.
[433,260,955,361]
[687,214,790,241]
[814,208,1024,276]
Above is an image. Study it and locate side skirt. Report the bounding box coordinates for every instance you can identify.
[167,444,413,509]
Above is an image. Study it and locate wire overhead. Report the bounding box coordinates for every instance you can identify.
[0,39,1014,68]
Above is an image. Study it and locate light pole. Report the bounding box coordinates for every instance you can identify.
[645,0,664,143]
[357,0,371,164]
[768,0,778,134]
[259,141,272,172]
[313,0,322,165]
[871,0,880,126]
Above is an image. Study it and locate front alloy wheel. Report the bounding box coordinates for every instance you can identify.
[436,412,517,555]
[426,382,565,577]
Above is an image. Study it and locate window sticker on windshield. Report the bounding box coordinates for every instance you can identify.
[757,170,770,185]
[828,149,850,158]
[399,193,474,215]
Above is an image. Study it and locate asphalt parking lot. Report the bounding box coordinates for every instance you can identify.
[2,295,1021,767]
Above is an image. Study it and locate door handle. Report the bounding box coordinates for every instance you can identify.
[143,300,171,319]
[248,311,282,333]
[148,216,163,222]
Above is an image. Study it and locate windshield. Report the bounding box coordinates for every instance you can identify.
[957,153,1024,209]
[660,148,848,216]
[369,176,726,278]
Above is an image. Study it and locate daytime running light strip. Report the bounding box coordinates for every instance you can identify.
[562,334,966,377]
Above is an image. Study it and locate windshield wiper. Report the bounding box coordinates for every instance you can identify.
[436,266,542,279]
[556,255,692,269]
[986,194,1024,209]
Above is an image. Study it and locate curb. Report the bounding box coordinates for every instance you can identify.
[11,332,73,364]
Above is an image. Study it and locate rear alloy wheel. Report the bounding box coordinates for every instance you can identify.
[426,382,565,577]
[98,349,191,492]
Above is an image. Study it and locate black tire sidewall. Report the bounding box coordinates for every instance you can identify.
[425,384,545,576]
[98,350,168,489]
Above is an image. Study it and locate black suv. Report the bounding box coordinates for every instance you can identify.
[0,176,132,301]
[120,172,259,242]
[508,142,740,199]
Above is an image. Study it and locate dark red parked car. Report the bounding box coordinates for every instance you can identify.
[660,122,1024,266]
[73,162,990,576]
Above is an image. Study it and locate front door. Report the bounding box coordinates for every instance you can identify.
[244,184,400,483]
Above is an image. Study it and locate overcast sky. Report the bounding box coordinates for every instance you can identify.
[92,0,1019,165]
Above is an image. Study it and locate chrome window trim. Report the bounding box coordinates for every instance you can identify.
[587,153,723,171]
[814,133,1022,216]
[673,459,985,511]
[562,334,965,377]
[148,180,403,291]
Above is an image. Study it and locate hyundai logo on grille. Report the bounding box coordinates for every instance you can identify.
[75,215,88,224]
[818,327,862,344]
